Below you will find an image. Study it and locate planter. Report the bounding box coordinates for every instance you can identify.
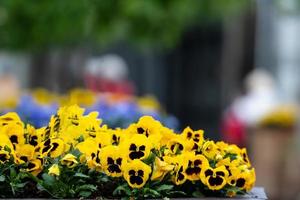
[249,127,294,199]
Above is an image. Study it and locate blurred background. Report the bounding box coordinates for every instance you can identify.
[0,0,299,199]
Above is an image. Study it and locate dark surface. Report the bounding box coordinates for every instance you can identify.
[170,187,267,200]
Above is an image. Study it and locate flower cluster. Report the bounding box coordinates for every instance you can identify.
[0,105,255,198]
[2,88,178,129]
[259,105,297,130]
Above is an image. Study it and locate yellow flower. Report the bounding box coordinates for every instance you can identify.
[137,95,161,111]
[46,114,61,138]
[32,88,57,105]
[228,167,256,192]
[165,135,190,155]
[78,112,102,138]
[0,149,10,164]
[0,112,23,127]
[225,144,242,155]
[25,159,43,176]
[226,190,237,197]
[182,127,204,144]
[58,105,85,128]
[200,166,229,190]
[202,141,218,160]
[76,138,98,159]
[216,158,234,177]
[127,116,162,138]
[76,138,101,170]
[93,132,111,149]
[48,164,60,176]
[4,123,25,146]
[151,157,174,181]
[245,168,256,192]
[239,148,251,167]
[40,138,66,158]
[61,154,78,168]
[185,153,209,181]
[100,145,124,177]
[121,134,152,161]
[13,144,35,164]
[164,155,188,185]
[108,129,124,146]
[123,160,152,189]
[27,125,44,147]
[68,88,96,107]
[159,127,176,147]
[0,134,14,151]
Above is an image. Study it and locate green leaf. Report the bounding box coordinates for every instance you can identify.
[4,145,11,153]
[166,190,186,196]
[113,185,131,196]
[99,176,109,183]
[143,152,156,165]
[10,167,17,178]
[79,191,92,198]
[0,175,5,182]
[143,188,160,198]
[42,173,56,185]
[156,184,174,192]
[76,184,97,192]
[74,172,90,179]
[192,190,204,198]
[14,182,27,188]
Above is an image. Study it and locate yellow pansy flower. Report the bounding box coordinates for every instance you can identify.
[202,141,218,160]
[164,155,188,185]
[25,158,43,176]
[0,134,14,151]
[100,145,124,177]
[109,129,123,146]
[165,134,190,155]
[239,148,251,167]
[4,123,25,146]
[182,127,204,144]
[77,112,102,138]
[40,138,66,158]
[0,149,10,164]
[0,112,23,127]
[76,138,101,170]
[123,160,152,189]
[68,88,96,107]
[121,134,152,161]
[137,95,161,111]
[226,144,242,155]
[151,157,174,181]
[13,144,35,164]
[200,166,229,190]
[216,157,235,177]
[48,164,60,176]
[27,125,45,147]
[159,127,177,147]
[58,105,85,128]
[61,154,78,168]
[245,168,256,192]
[45,114,61,139]
[228,167,256,191]
[32,88,57,105]
[126,116,162,138]
[94,133,111,149]
[185,153,209,181]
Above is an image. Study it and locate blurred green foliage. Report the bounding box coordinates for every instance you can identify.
[0,0,249,50]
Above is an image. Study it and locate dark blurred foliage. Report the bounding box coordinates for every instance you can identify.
[0,0,250,50]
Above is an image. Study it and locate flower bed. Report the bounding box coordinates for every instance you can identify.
[2,88,179,129]
[0,105,255,199]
